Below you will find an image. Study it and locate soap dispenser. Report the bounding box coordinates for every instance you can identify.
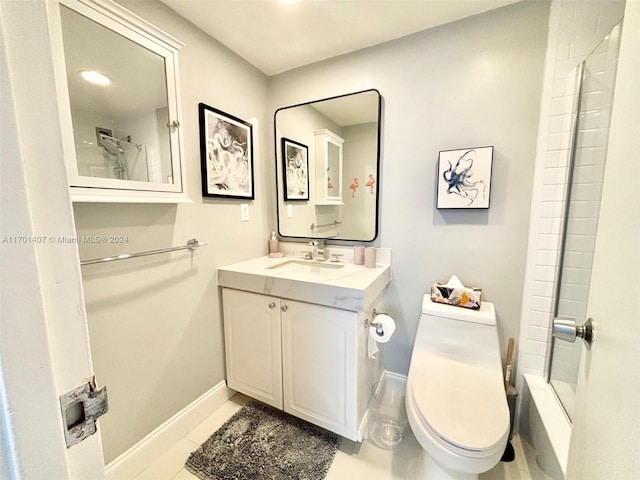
[268,231,279,254]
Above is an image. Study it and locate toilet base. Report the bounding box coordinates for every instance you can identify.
[412,449,478,480]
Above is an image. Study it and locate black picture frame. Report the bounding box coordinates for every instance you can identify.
[281,137,309,201]
[437,146,494,209]
[199,103,254,199]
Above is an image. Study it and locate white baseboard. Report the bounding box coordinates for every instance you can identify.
[105,381,235,480]
[382,370,407,384]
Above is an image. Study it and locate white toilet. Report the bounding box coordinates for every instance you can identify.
[406,296,510,480]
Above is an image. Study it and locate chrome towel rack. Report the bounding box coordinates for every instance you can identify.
[80,238,206,266]
[310,220,342,231]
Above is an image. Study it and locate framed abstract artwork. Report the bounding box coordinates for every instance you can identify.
[437,146,493,209]
[199,103,254,199]
[281,137,309,201]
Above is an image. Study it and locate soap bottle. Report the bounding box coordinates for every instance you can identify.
[269,231,279,254]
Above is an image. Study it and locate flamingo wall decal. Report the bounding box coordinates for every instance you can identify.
[349,177,359,197]
[365,174,376,194]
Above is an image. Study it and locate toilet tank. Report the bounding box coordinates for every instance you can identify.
[421,295,496,325]
[416,295,500,367]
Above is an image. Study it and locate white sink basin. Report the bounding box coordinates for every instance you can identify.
[267,260,344,275]
[217,254,390,311]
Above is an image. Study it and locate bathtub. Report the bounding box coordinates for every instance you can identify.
[517,374,569,479]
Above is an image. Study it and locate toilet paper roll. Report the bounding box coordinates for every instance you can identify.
[369,314,396,344]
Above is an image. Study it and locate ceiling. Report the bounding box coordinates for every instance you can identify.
[61,4,168,117]
[159,0,521,76]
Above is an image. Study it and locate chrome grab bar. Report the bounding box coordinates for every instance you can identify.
[80,238,206,266]
[310,220,342,231]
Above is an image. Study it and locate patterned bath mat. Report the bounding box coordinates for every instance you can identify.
[185,401,340,480]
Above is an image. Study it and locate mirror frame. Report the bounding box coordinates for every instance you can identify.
[55,0,188,203]
[274,89,382,243]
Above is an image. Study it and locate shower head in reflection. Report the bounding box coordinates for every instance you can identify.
[100,135,124,155]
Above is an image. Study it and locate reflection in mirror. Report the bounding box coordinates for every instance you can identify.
[60,4,173,185]
[275,89,381,242]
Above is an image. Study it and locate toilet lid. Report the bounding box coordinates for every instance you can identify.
[411,355,509,452]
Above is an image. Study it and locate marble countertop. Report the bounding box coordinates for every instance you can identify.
[217,255,391,311]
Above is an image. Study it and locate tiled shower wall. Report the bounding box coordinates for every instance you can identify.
[550,28,621,393]
[516,0,625,384]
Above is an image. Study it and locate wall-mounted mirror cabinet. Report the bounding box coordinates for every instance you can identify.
[275,89,381,242]
[314,129,344,205]
[56,0,187,202]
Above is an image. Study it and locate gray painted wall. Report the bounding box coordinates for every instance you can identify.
[341,122,378,239]
[269,0,550,374]
[74,1,269,462]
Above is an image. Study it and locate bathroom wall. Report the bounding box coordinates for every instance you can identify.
[341,123,378,239]
[269,0,550,374]
[340,123,378,238]
[73,1,271,463]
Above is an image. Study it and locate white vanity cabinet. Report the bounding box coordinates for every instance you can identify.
[222,287,373,441]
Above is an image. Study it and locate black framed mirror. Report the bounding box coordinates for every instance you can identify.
[274,89,381,242]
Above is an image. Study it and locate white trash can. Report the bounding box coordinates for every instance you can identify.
[369,376,408,449]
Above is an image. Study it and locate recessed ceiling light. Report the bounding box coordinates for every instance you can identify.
[79,70,112,86]
[278,0,300,4]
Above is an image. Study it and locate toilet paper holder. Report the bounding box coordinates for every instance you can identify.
[365,309,388,336]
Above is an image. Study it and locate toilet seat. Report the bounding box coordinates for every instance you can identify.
[410,353,509,457]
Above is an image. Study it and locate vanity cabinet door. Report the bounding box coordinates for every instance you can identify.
[222,289,283,409]
[281,299,358,439]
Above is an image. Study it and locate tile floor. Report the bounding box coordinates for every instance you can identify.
[132,393,552,480]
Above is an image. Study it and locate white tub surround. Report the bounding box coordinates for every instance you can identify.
[523,375,570,477]
[217,248,391,311]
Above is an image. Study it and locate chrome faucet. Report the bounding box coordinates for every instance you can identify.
[309,239,326,261]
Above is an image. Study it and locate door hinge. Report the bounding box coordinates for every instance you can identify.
[59,378,108,448]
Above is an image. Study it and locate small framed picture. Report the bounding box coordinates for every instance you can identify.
[199,103,254,199]
[281,138,309,201]
[437,146,493,209]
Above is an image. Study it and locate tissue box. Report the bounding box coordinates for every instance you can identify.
[430,282,482,310]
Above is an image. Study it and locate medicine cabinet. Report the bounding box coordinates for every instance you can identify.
[314,129,344,205]
[56,0,188,202]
